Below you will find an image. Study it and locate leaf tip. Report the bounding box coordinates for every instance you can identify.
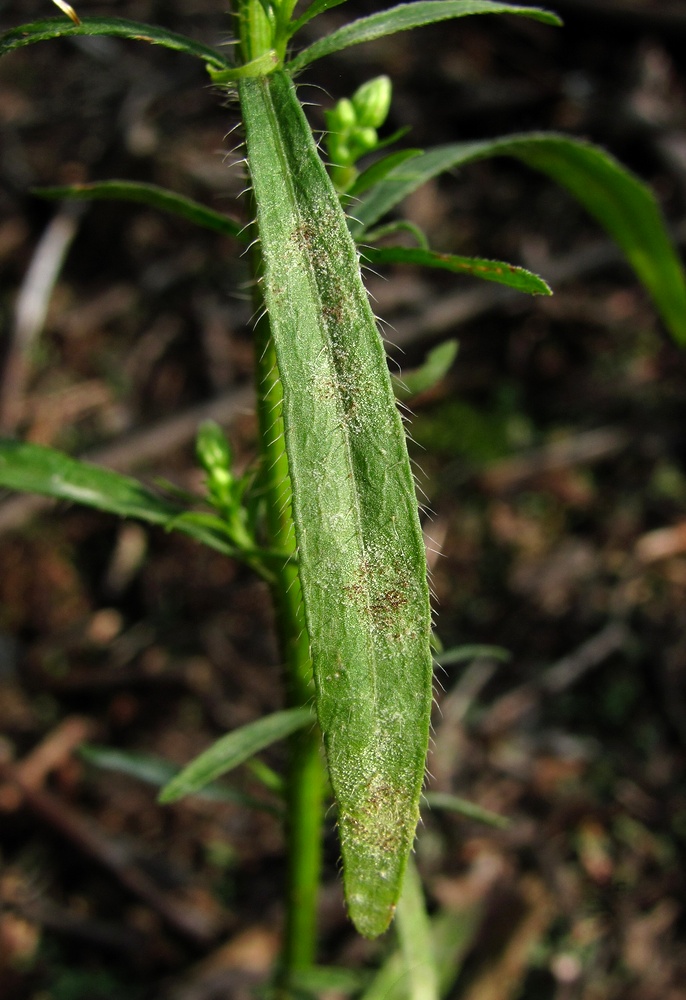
[157,783,180,805]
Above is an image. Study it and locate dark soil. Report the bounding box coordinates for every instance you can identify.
[1,2,686,998]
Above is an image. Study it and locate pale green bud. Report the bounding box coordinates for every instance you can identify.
[330,97,356,131]
[352,75,392,129]
[351,126,378,157]
[196,421,233,481]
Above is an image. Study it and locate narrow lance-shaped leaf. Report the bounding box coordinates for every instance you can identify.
[288,0,351,38]
[287,1,562,73]
[360,905,483,1000]
[239,70,433,938]
[362,245,551,295]
[36,181,247,243]
[347,149,423,199]
[78,745,277,811]
[0,440,253,562]
[0,16,230,70]
[159,707,313,803]
[392,339,459,403]
[352,134,686,345]
[423,791,510,828]
[394,858,439,1000]
[436,643,511,665]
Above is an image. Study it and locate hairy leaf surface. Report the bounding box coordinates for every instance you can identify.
[362,245,551,294]
[239,70,433,938]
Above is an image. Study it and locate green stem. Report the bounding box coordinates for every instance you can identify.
[253,309,325,991]
[237,0,273,63]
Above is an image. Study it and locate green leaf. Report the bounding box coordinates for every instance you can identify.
[0,440,251,562]
[290,966,369,995]
[208,49,280,82]
[239,70,433,938]
[287,1,562,73]
[78,745,277,811]
[395,858,439,1000]
[80,745,183,789]
[0,16,230,71]
[350,147,466,237]
[360,901,482,1000]
[393,340,459,402]
[35,181,246,242]
[436,643,512,665]
[158,707,313,803]
[288,0,351,38]
[0,440,182,520]
[363,245,552,295]
[424,792,510,828]
[347,149,423,199]
[362,219,429,249]
[352,134,686,344]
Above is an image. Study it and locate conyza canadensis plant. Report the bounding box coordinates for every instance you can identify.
[1,0,685,992]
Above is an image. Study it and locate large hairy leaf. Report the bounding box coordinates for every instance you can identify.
[239,70,433,937]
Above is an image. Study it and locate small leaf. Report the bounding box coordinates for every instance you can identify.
[363,245,551,295]
[352,134,686,344]
[290,966,369,995]
[208,49,280,82]
[0,440,249,561]
[0,440,179,520]
[35,181,246,242]
[80,745,181,788]
[436,643,512,666]
[362,219,429,249]
[287,1,561,73]
[424,792,510,829]
[347,148,423,198]
[81,745,280,811]
[395,858,439,1000]
[0,16,231,70]
[158,707,314,803]
[360,903,482,1000]
[78,745,276,810]
[393,340,459,402]
[288,0,350,38]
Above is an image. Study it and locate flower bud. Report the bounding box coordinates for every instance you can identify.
[352,75,392,129]
[329,97,356,131]
[351,126,378,157]
[196,421,233,481]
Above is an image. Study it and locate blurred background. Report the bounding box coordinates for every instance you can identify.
[1,1,686,998]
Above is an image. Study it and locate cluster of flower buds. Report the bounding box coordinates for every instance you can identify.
[325,75,392,192]
[196,420,236,515]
